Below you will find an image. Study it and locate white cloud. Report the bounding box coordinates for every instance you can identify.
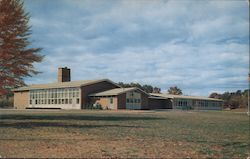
[24,0,249,96]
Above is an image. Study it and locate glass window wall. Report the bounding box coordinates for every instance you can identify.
[29,87,80,105]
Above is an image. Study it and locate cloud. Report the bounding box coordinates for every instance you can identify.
[24,0,249,96]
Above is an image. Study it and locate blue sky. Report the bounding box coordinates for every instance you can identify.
[24,0,249,96]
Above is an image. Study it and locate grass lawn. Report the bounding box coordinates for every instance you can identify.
[0,109,249,158]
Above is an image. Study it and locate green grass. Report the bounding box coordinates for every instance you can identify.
[0,109,249,158]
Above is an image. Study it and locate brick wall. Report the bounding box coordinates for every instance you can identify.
[14,91,29,109]
[81,81,119,108]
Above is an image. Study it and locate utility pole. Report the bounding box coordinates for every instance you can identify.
[248,73,250,116]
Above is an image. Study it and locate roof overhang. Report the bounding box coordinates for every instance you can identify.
[89,87,150,97]
[150,93,223,102]
[148,96,168,100]
[13,79,121,92]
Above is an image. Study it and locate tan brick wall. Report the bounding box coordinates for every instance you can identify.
[113,97,118,109]
[91,97,118,110]
[14,91,29,109]
[97,98,108,109]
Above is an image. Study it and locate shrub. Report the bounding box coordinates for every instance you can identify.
[93,103,103,110]
[85,103,94,109]
[0,97,13,108]
[85,103,103,110]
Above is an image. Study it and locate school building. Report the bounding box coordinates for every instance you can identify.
[13,67,223,110]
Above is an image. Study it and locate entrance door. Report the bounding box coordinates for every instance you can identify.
[72,98,76,108]
[108,98,114,109]
[32,99,35,108]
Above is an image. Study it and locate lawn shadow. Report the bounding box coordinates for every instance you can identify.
[185,138,249,148]
[0,113,163,130]
[0,114,164,121]
[0,121,148,129]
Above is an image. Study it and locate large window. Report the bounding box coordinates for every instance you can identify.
[126,91,141,110]
[29,87,80,105]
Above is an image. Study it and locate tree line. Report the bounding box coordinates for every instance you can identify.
[119,81,249,109]
[117,82,161,93]
[117,82,183,95]
[209,89,249,109]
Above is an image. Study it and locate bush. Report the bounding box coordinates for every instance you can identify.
[93,103,103,110]
[0,97,13,108]
[85,103,103,110]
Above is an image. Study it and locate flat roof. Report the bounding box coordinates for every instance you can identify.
[13,79,120,92]
[148,96,167,100]
[150,93,223,102]
[89,87,149,97]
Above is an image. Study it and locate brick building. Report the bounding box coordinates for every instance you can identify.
[13,67,223,110]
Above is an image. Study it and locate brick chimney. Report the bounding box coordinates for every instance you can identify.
[58,67,71,82]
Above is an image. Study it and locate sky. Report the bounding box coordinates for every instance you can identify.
[24,0,249,96]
